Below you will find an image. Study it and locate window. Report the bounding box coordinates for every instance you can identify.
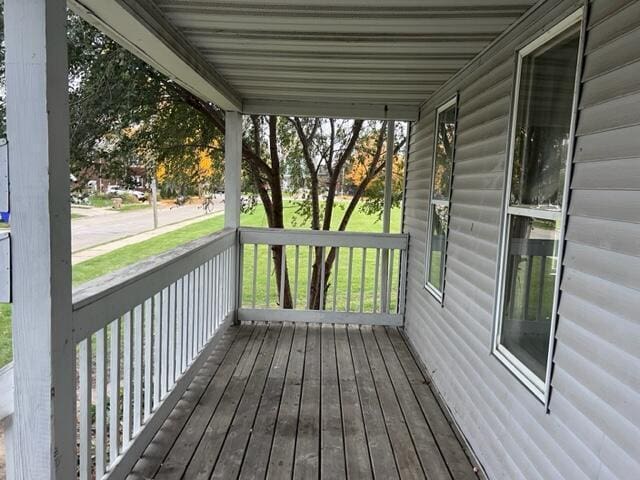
[425,97,457,301]
[493,10,583,401]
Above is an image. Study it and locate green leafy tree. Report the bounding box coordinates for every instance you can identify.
[1,12,406,308]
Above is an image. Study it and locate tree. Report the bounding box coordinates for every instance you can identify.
[3,13,406,307]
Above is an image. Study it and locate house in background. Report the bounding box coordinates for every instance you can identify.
[1,0,638,479]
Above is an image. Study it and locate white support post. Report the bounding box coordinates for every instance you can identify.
[5,0,76,478]
[382,121,395,233]
[380,121,395,312]
[225,111,242,323]
[224,111,242,230]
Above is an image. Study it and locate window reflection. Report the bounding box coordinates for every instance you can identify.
[428,205,448,291]
[500,216,559,379]
[510,27,580,209]
[433,107,456,201]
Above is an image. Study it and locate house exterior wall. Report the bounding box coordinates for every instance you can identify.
[402,1,640,478]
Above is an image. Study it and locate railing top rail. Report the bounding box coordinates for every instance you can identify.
[72,228,236,342]
[239,227,408,250]
[0,362,14,420]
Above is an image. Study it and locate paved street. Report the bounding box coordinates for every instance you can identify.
[71,198,224,252]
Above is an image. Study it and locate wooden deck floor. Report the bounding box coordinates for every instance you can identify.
[128,322,480,480]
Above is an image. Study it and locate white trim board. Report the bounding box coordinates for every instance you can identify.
[238,308,403,326]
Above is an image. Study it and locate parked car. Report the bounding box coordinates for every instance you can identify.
[106,185,148,201]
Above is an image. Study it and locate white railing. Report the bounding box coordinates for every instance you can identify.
[238,228,408,326]
[1,226,409,479]
[71,228,236,480]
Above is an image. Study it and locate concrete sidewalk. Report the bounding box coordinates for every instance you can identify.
[71,197,224,252]
[72,210,222,265]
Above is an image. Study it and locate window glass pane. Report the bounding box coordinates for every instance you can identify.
[428,205,448,291]
[500,216,559,380]
[510,25,580,209]
[433,105,456,201]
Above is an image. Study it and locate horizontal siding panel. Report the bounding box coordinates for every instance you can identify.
[585,0,640,53]
[556,317,640,393]
[453,172,503,191]
[563,242,640,292]
[458,77,512,123]
[449,216,500,246]
[570,157,640,190]
[582,26,640,81]
[453,153,505,175]
[445,243,495,288]
[565,216,640,257]
[574,124,640,162]
[405,177,430,192]
[545,392,606,477]
[551,368,640,479]
[579,60,640,108]
[458,91,512,131]
[454,135,506,161]
[450,203,501,226]
[568,190,640,223]
[558,292,640,360]
[456,115,508,147]
[560,269,640,323]
[552,346,640,448]
[576,91,640,135]
[587,0,633,27]
[458,59,513,102]
[447,230,497,264]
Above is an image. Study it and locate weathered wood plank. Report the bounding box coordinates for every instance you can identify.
[210,323,284,479]
[266,323,308,479]
[320,323,346,479]
[126,323,479,480]
[148,324,254,480]
[238,322,296,479]
[127,324,241,479]
[373,326,452,480]
[293,323,321,479]
[334,324,374,479]
[360,326,424,480]
[347,325,400,480]
[181,323,268,479]
[386,327,479,480]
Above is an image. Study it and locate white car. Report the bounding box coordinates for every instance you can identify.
[107,185,147,201]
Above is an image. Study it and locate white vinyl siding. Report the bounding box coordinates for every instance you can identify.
[402,0,640,478]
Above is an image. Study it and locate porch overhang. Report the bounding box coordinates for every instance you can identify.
[69,0,539,121]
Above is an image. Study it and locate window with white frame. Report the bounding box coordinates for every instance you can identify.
[425,97,457,301]
[493,10,583,400]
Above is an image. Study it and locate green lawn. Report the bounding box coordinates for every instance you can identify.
[238,201,402,312]
[0,200,401,366]
[0,304,11,367]
[240,241,402,313]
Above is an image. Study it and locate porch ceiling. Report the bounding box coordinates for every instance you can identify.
[70,0,539,120]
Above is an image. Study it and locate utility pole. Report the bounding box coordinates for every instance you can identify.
[151,175,159,229]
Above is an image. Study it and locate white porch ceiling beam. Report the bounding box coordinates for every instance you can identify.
[69,0,242,111]
[242,99,419,121]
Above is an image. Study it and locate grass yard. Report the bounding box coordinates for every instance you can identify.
[0,304,11,367]
[240,242,402,314]
[0,200,401,366]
